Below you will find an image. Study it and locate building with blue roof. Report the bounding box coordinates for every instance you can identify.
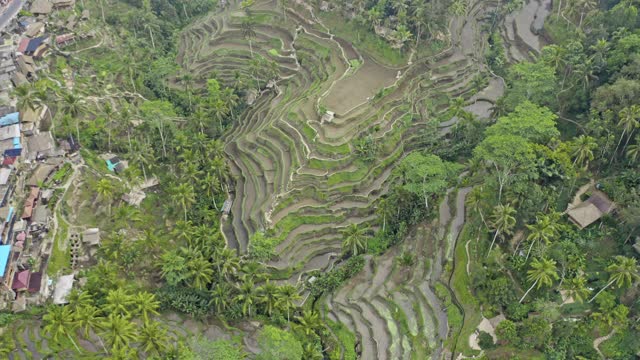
[0,244,11,278]
[0,113,19,127]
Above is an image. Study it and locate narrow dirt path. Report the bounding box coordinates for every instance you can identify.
[593,329,615,358]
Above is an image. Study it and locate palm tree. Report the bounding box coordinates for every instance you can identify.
[59,91,87,144]
[257,281,280,316]
[571,135,597,168]
[67,289,94,312]
[562,275,591,303]
[613,105,640,161]
[524,213,558,260]
[104,288,134,317]
[626,140,640,163]
[241,18,257,58]
[465,187,488,229]
[277,284,301,323]
[235,278,258,316]
[487,204,517,255]
[589,256,639,303]
[294,310,323,337]
[74,305,108,353]
[179,72,194,109]
[212,247,240,281]
[43,305,81,353]
[100,314,139,352]
[210,282,232,313]
[187,255,214,290]
[96,179,116,215]
[342,223,368,256]
[13,84,40,112]
[519,258,559,303]
[139,321,170,356]
[171,183,196,221]
[133,292,160,323]
[241,261,267,281]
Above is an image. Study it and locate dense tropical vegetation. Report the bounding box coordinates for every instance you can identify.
[2,0,639,358]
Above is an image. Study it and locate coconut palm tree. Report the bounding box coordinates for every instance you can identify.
[104,288,134,317]
[67,289,94,312]
[589,256,639,303]
[524,213,559,260]
[74,305,109,353]
[210,282,232,313]
[100,314,139,352]
[562,275,591,303]
[13,84,40,112]
[241,261,267,282]
[96,179,116,215]
[571,135,597,168]
[212,247,240,281]
[171,183,196,221]
[59,91,87,144]
[133,292,160,323]
[519,258,559,303]
[139,321,170,356]
[465,187,489,229]
[294,310,323,337]
[487,204,517,255]
[277,284,301,323]
[613,105,640,161]
[241,18,257,58]
[342,223,368,256]
[235,278,258,316]
[43,305,81,353]
[179,72,194,109]
[257,281,280,316]
[187,255,214,290]
[626,141,639,163]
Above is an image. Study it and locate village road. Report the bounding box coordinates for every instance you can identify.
[0,0,24,31]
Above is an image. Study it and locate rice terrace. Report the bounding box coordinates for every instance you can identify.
[1,0,639,359]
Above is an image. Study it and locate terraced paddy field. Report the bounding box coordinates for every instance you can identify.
[176,0,549,358]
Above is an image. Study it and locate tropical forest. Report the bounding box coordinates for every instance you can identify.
[0,0,639,359]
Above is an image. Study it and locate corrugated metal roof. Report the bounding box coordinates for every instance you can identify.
[0,112,19,127]
[0,244,11,277]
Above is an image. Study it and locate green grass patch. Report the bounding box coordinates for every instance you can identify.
[268,48,280,57]
[47,213,70,277]
[318,14,406,67]
[326,319,357,360]
[434,282,463,349]
[273,214,342,243]
[451,226,482,356]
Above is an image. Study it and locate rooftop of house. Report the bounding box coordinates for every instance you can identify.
[30,0,52,15]
[83,228,100,246]
[567,190,615,229]
[0,112,19,127]
[0,244,10,278]
[11,269,30,290]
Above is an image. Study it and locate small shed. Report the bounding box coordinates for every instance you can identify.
[30,0,52,16]
[567,190,615,229]
[52,274,74,304]
[83,228,100,246]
